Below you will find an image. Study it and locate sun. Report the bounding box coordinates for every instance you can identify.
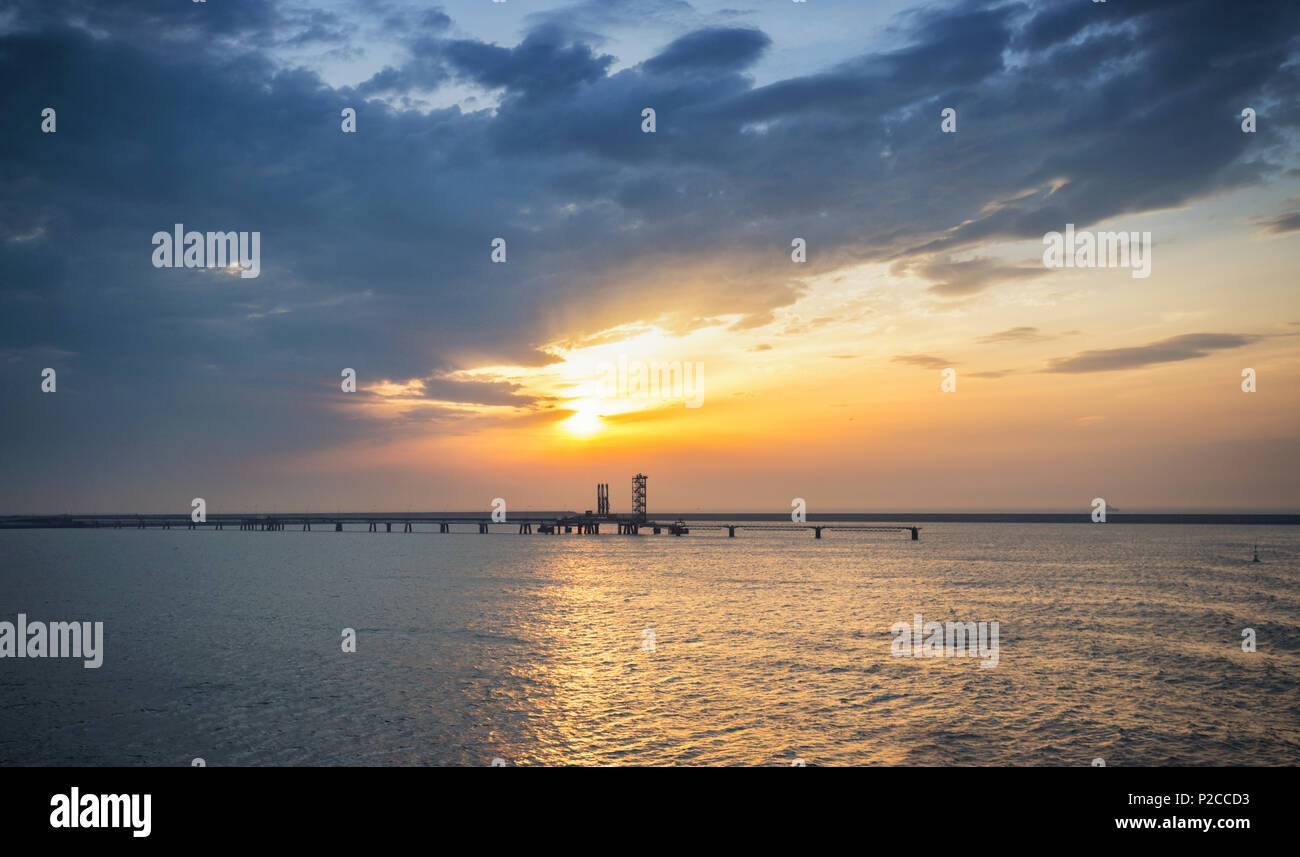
[563,402,604,437]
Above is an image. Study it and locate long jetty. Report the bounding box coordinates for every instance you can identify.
[0,513,921,540]
[0,473,926,539]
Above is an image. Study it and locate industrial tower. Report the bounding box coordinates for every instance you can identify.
[632,474,647,522]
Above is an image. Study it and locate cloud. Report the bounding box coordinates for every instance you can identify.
[895,256,1048,297]
[1254,211,1300,235]
[356,38,449,96]
[527,0,697,33]
[975,326,1048,345]
[643,27,770,75]
[892,354,955,370]
[416,9,452,31]
[280,9,350,47]
[1043,333,1261,373]
[598,402,684,425]
[1,0,1297,502]
[444,27,615,100]
[411,374,544,407]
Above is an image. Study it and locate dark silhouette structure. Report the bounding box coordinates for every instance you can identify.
[633,474,647,523]
[0,472,922,540]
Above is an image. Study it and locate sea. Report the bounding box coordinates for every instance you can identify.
[1,523,1297,766]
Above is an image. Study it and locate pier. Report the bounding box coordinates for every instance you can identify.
[0,512,920,540]
[0,475,920,540]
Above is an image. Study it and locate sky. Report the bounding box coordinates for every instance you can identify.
[1,0,1298,514]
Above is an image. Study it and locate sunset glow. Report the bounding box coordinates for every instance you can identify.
[1,0,1296,515]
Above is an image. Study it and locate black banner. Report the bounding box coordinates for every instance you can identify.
[1,766,1286,844]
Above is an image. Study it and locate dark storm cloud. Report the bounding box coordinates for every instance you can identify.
[1043,333,1261,373]
[0,0,282,51]
[375,7,451,45]
[1,0,1297,495]
[416,9,452,31]
[281,9,350,46]
[527,0,698,32]
[356,37,449,96]
[444,27,616,100]
[642,27,770,75]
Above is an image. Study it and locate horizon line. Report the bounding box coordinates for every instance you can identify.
[3,510,1299,523]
